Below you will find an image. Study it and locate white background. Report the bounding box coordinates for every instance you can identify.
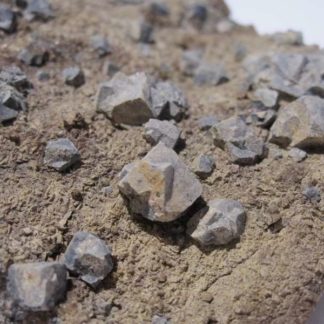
[227,0,324,47]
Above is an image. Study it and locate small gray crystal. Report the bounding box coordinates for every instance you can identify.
[288,148,307,162]
[64,231,113,288]
[96,72,153,125]
[188,199,246,246]
[152,315,171,324]
[253,88,278,109]
[192,154,215,179]
[0,5,17,33]
[130,21,155,44]
[212,116,250,148]
[249,104,276,129]
[180,49,203,77]
[25,0,54,21]
[270,95,324,149]
[144,119,181,149]
[303,187,321,203]
[226,141,263,166]
[103,61,120,77]
[37,70,50,81]
[194,63,229,86]
[63,67,85,88]
[241,52,324,101]
[44,138,80,172]
[0,66,30,91]
[118,142,202,222]
[0,84,27,111]
[197,115,218,131]
[150,81,188,121]
[212,116,266,165]
[90,35,112,57]
[18,41,49,67]
[7,262,67,311]
[0,104,18,123]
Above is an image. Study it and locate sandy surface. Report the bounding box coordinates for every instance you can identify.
[1,1,324,323]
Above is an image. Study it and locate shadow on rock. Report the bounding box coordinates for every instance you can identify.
[122,196,208,251]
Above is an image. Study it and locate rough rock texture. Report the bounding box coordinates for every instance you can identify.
[25,0,54,21]
[0,84,27,112]
[288,148,307,163]
[270,96,324,149]
[64,231,114,288]
[44,138,80,171]
[226,141,263,165]
[0,65,30,91]
[129,20,155,44]
[0,69,29,123]
[151,81,189,121]
[96,72,153,125]
[212,116,252,148]
[308,294,324,324]
[0,5,17,33]
[197,115,218,131]
[188,199,246,246]
[7,262,67,311]
[212,116,266,165]
[63,66,85,88]
[18,41,50,67]
[152,314,171,324]
[90,35,112,57]
[144,119,181,149]
[244,52,324,100]
[252,87,278,109]
[192,154,215,179]
[119,142,202,222]
[180,49,203,76]
[194,63,228,86]
[0,104,18,123]
[248,104,277,129]
[103,60,120,77]
[37,70,50,81]
[303,186,321,203]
